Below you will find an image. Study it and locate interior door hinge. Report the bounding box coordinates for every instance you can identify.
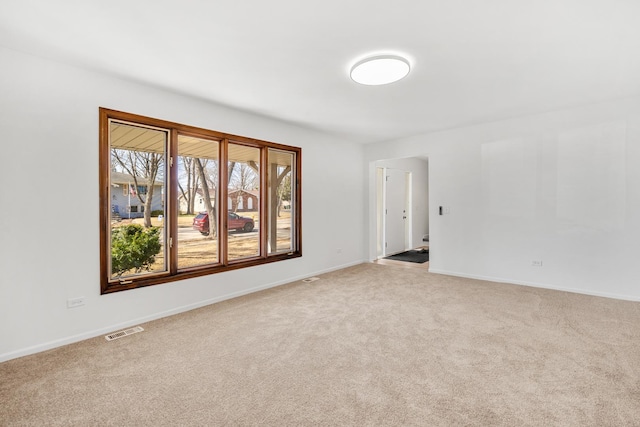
[170,156,174,167]
[169,237,173,248]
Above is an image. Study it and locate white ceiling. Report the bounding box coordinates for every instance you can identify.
[1,0,639,144]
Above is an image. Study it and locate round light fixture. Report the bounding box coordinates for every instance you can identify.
[350,55,411,86]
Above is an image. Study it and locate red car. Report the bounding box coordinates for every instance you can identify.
[193,212,254,235]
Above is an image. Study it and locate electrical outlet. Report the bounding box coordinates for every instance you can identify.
[67,297,86,308]
[531,260,543,267]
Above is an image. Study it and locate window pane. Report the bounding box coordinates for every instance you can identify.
[177,135,220,269]
[228,143,260,260]
[268,149,295,254]
[109,121,167,280]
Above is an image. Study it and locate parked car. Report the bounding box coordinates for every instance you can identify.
[193,212,254,235]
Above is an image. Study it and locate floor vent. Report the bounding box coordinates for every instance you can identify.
[302,277,320,283]
[105,326,144,341]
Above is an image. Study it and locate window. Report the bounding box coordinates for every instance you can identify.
[100,108,301,293]
[268,149,295,255]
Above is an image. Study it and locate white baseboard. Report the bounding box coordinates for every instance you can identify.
[0,259,366,363]
[427,268,640,302]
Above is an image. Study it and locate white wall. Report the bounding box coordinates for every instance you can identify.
[0,46,365,361]
[366,97,640,301]
[374,158,429,255]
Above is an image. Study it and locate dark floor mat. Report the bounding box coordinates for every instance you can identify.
[384,249,429,263]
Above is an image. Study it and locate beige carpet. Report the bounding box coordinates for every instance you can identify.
[2,263,640,426]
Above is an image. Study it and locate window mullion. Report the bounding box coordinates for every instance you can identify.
[260,146,268,258]
[220,139,229,265]
[169,128,179,274]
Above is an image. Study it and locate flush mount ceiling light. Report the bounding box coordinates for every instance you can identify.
[350,55,411,86]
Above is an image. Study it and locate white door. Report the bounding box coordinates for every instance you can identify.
[384,168,408,255]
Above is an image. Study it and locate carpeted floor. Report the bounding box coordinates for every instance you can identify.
[1,263,639,426]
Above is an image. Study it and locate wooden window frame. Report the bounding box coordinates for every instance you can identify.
[99,108,302,294]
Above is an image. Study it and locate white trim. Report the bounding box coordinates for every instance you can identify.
[0,259,365,363]
[427,269,640,302]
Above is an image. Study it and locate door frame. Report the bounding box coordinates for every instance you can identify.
[377,167,412,257]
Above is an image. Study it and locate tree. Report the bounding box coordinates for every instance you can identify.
[178,156,199,215]
[112,148,163,227]
[111,224,161,277]
[277,171,292,217]
[195,158,217,237]
[267,162,292,252]
[203,159,219,199]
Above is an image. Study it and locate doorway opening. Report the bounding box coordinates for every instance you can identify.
[373,157,429,267]
[377,167,411,257]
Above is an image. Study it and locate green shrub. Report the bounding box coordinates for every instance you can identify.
[150,210,164,217]
[111,224,161,277]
